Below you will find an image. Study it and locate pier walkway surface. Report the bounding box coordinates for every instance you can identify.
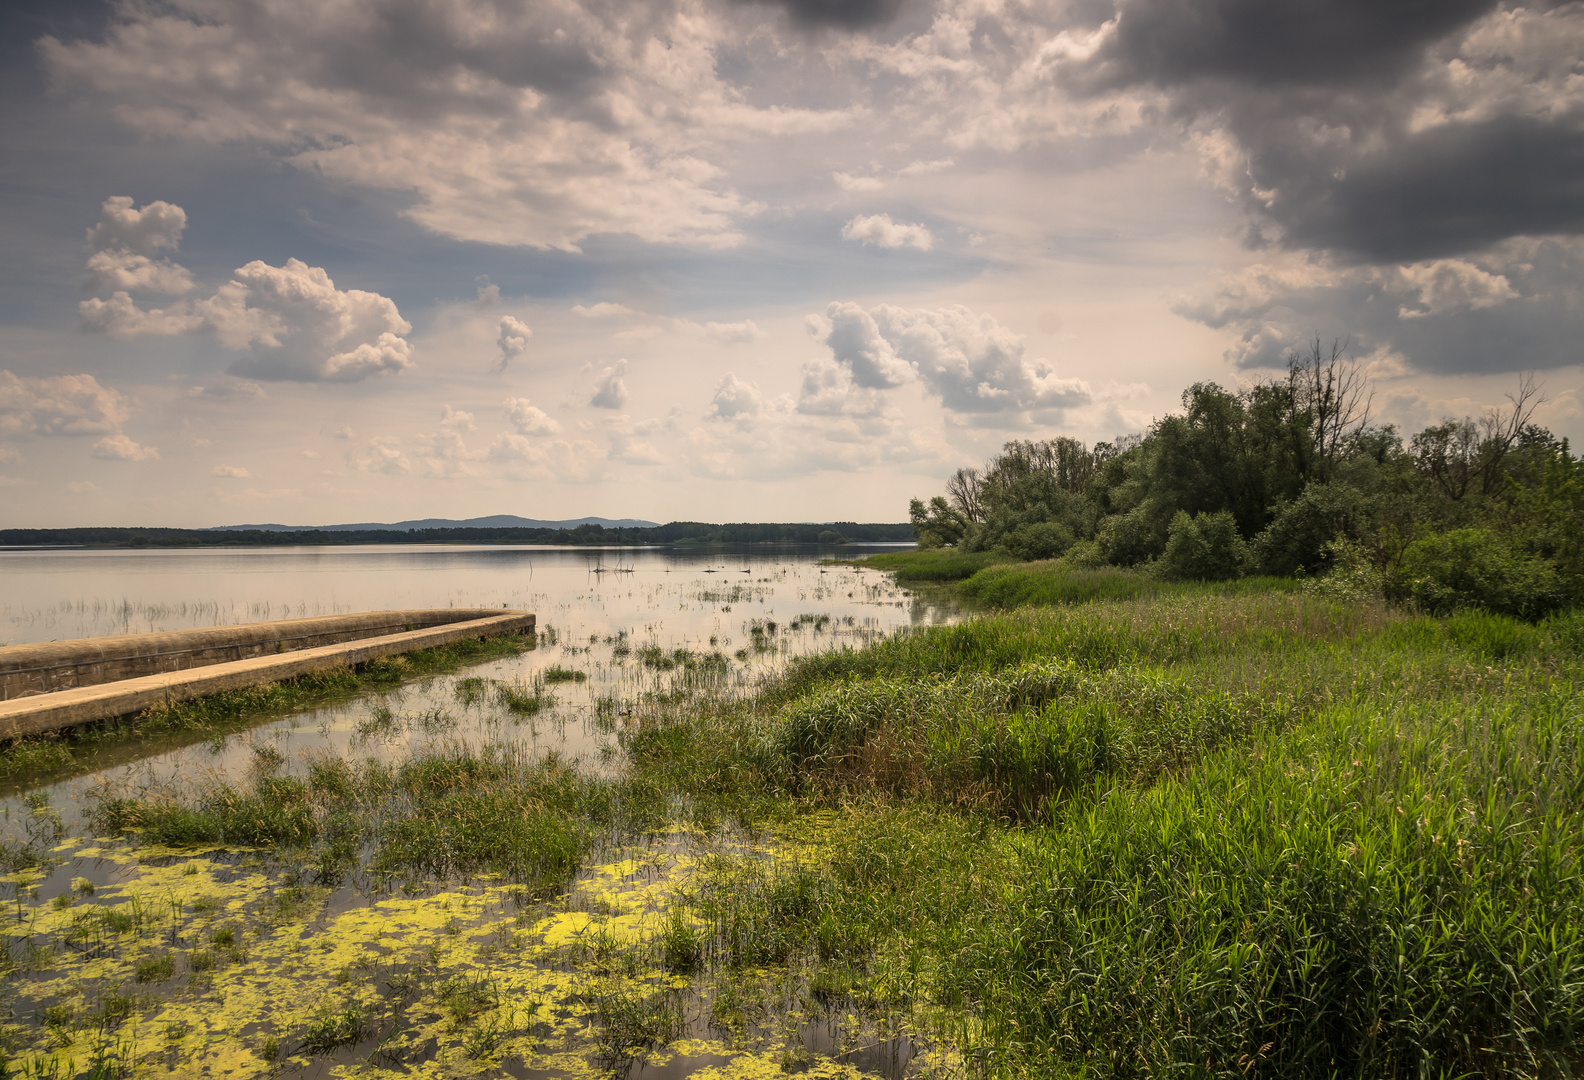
[0,609,535,739]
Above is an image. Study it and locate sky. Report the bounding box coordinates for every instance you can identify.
[1,0,1581,528]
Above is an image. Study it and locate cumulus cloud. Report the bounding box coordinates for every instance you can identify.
[504,397,561,436]
[841,213,933,251]
[86,195,185,256]
[816,302,1092,414]
[91,434,159,461]
[83,197,195,295]
[708,373,764,421]
[589,360,630,410]
[496,316,533,371]
[0,371,129,437]
[211,464,250,478]
[82,255,414,383]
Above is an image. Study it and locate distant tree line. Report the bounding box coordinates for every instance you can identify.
[911,340,1584,619]
[0,521,913,549]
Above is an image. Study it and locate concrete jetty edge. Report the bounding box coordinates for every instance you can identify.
[0,610,535,741]
[1,609,516,700]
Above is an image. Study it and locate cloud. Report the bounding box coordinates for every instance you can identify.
[41,1,859,251]
[817,302,1092,414]
[91,434,159,461]
[439,405,475,433]
[708,373,764,421]
[739,0,906,30]
[575,302,765,344]
[86,247,196,295]
[841,213,933,251]
[1053,2,1584,264]
[573,303,642,319]
[504,397,562,436]
[86,195,186,256]
[81,256,414,383]
[1392,259,1518,319]
[185,381,266,401]
[488,433,605,482]
[0,371,129,437]
[1175,239,1584,375]
[834,172,885,192]
[795,358,886,418]
[821,303,913,389]
[83,196,196,296]
[589,360,630,410]
[495,316,533,371]
[211,464,250,478]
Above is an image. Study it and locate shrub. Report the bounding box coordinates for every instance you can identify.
[1159,510,1248,581]
[1000,520,1074,561]
[1390,527,1566,620]
[1253,481,1375,576]
[1096,504,1164,567]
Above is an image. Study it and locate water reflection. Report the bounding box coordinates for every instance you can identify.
[1,545,959,832]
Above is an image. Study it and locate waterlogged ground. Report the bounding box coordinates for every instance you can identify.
[1,546,962,1078]
[2,824,943,1079]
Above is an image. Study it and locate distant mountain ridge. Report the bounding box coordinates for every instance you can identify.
[212,515,660,532]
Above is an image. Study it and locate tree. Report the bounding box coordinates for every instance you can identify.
[1410,375,1545,500]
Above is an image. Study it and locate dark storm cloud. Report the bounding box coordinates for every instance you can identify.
[1065,0,1584,266]
[736,0,906,30]
[1089,0,1498,89]
[1273,119,1584,263]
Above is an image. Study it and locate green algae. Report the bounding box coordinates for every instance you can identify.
[1,829,941,1079]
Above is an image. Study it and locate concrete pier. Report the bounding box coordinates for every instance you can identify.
[0,609,534,740]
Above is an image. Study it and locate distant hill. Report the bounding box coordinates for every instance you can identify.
[1,520,914,548]
[213,515,660,532]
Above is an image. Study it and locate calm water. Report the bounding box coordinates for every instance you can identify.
[1,543,958,821]
[0,544,960,1078]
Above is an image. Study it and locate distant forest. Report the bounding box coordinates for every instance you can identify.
[0,521,912,549]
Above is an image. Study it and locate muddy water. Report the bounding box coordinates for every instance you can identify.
[0,544,962,1078]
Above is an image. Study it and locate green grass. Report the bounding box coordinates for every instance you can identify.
[849,549,1011,581]
[957,559,1299,607]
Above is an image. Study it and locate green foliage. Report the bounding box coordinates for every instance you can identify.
[908,355,1580,622]
[1391,527,1567,620]
[1253,481,1376,575]
[1160,510,1249,581]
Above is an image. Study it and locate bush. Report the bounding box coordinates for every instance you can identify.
[1253,482,1375,576]
[1159,510,1248,581]
[1000,520,1074,561]
[1390,527,1566,620]
[1095,504,1165,566]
